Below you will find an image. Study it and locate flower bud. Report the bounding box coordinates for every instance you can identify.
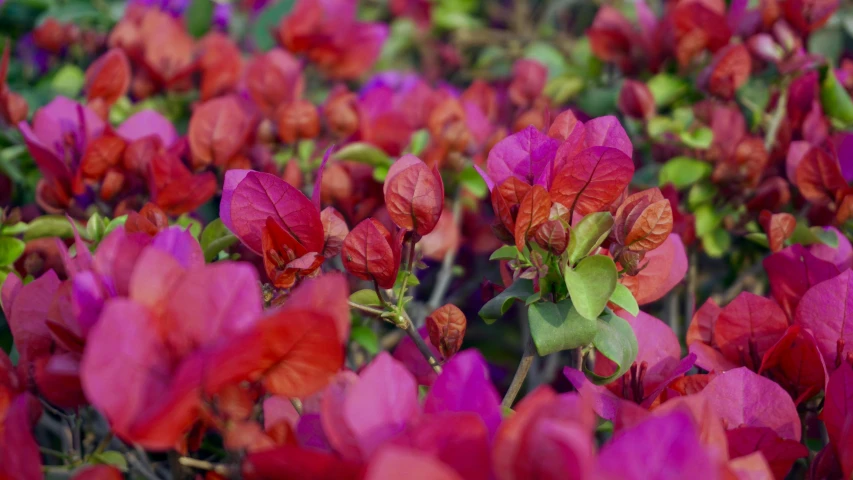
[426,304,467,359]
[324,90,360,138]
[384,155,444,237]
[612,188,673,252]
[276,100,320,144]
[342,218,403,289]
[618,80,655,120]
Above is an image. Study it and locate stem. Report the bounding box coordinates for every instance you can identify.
[502,335,537,408]
[178,457,233,476]
[373,281,389,308]
[91,431,114,457]
[348,301,385,316]
[127,449,160,480]
[290,398,303,415]
[764,80,789,152]
[402,315,443,374]
[426,193,463,313]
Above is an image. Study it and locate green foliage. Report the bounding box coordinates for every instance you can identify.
[659,157,712,190]
[201,219,238,262]
[565,212,613,265]
[334,143,393,168]
[185,0,214,38]
[820,66,853,128]
[351,325,379,355]
[459,165,489,199]
[583,310,638,385]
[564,255,617,321]
[0,237,25,267]
[528,299,596,356]
[350,289,382,307]
[252,0,296,51]
[479,279,535,324]
[609,283,639,316]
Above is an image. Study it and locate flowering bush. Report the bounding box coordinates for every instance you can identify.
[1,0,853,478]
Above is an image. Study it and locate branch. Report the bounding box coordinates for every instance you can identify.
[348,301,385,316]
[426,192,463,314]
[402,313,443,375]
[178,457,233,476]
[764,81,790,152]
[501,335,536,408]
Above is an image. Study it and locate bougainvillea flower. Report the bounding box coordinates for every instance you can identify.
[586,3,662,74]
[84,48,131,118]
[0,384,42,480]
[611,188,673,253]
[698,44,752,100]
[592,311,697,407]
[115,109,178,147]
[0,42,28,125]
[758,211,796,253]
[2,270,88,407]
[321,353,420,461]
[262,217,324,289]
[222,170,324,256]
[550,149,634,217]
[781,0,839,34]
[82,247,343,449]
[513,185,551,252]
[242,444,361,480]
[425,304,467,360]
[823,363,853,478]
[701,367,801,441]
[366,445,464,480]
[689,292,788,373]
[492,387,595,480]
[619,233,688,305]
[672,0,731,67]
[758,325,826,405]
[342,218,404,289]
[19,97,105,210]
[795,269,853,369]
[786,143,846,206]
[726,426,809,479]
[479,125,560,190]
[423,350,501,438]
[195,32,242,101]
[147,150,218,215]
[808,227,853,271]
[277,0,388,80]
[508,59,547,108]
[188,95,254,169]
[763,244,840,318]
[594,410,719,480]
[244,49,305,118]
[618,80,655,120]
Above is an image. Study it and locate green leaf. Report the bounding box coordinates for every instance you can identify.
[407,129,430,156]
[479,279,535,324]
[565,212,613,265]
[489,245,518,261]
[51,65,85,97]
[350,289,382,307]
[0,237,25,267]
[789,223,840,247]
[103,215,127,236]
[820,66,853,128]
[524,42,568,79]
[252,0,296,51]
[459,165,488,199]
[583,310,638,384]
[702,229,731,258]
[373,165,389,183]
[335,142,393,168]
[659,156,712,190]
[694,204,722,237]
[609,283,639,316]
[185,0,214,38]
[646,73,687,107]
[38,2,100,24]
[351,326,379,355]
[176,214,202,239]
[745,232,769,248]
[687,182,718,210]
[544,75,585,104]
[528,299,596,356]
[23,215,76,241]
[203,234,237,263]
[395,270,420,287]
[679,127,713,150]
[90,451,128,472]
[86,213,105,243]
[1,222,28,236]
[564,255,618,321]
[200,218,238,262]
[576,85,619,117]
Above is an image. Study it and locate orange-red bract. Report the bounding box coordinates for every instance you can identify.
[321,207,350,259]
[196,32,242,101]
[613,188,673,252]
[714,292,789,371]
[425,304,467,359]
[125,203,169,236]
[276,100,320,144]
[513,185,551,252]
[618,80,655,120]
[491,177,532,235]
[342,218,404,289]
[80,135,127,181]
[794,147,846,205]
[702,44,752,100]
[384,155,445,237]
[759,211,796,253]
[550,146,634,217]
[84,48,131,115]
[262,217,324,289]
[245,49,305,118]
[188,95,254,168]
